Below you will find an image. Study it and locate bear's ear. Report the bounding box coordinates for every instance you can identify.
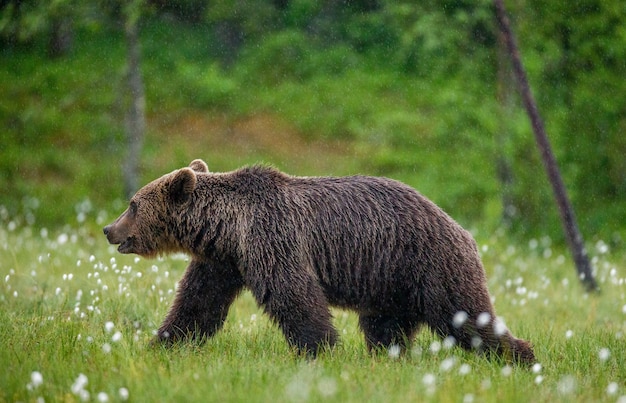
[189,159,209,173]
[169,168,197,204]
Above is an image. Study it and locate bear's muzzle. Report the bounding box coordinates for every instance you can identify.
[103,225,131,253]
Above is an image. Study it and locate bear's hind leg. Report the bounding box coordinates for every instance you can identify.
[468,317,535,365]
[431,311,535,365]
[359,314,418,353]
[155,259,244,345]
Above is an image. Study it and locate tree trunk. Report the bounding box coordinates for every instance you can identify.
[496,28,516,228]
[494,0,598,292]
[48,16,73,58]
[123,15,146,198]
[213,20,244,68]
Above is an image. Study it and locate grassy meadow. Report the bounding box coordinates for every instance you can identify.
[1,212,625,402]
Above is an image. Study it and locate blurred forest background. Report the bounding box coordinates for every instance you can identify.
[1,0,625,247]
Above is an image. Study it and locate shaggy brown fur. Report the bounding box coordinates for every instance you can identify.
[104,159,535,364]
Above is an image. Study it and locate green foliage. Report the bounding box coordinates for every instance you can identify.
[175,63,238,109]
[281,0,322,29]
[0,27,125,225]
[206,0,281,38]
[512,0,626,237]
[149,0,209,23]
[1,1,625,242]
[0,0,71,43]
[236,30,320,85]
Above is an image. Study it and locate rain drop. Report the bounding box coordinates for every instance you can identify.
[493,318,507,336]
[442,336,456,349]
[30,371,43,388]
[599,348,610,361]
[557,375,577,395]
[57,233,68,245]
[71,373,88,395]
[453,311,468,328]
[388,344,401,359]
[477,312,491,328]
[459,364,471,375]
[440,357,456,372]
[112,331,122,343]
[429,341,441,354]
[317,377,338,398]
[422,373,436,387]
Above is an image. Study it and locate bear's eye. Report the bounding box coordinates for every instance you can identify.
[129,201,138,215]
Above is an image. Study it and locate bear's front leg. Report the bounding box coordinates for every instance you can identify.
[260,278,338,356]
[155,259,244,345]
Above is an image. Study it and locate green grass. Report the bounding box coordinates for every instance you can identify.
[1,216,625,402]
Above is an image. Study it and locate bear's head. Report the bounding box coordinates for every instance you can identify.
[103,159,209,257]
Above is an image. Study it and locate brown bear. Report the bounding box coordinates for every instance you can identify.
[103,159,535,364]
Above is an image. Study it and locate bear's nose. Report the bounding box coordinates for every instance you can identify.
[103,225,110,236]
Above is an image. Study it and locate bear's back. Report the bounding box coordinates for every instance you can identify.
[227,166,467,245]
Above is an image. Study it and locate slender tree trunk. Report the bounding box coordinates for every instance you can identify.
[123,15,146,198]
[213,20,244,68]
[48,16,73,58]
[494,0,598,292]
[496,28,516,227]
